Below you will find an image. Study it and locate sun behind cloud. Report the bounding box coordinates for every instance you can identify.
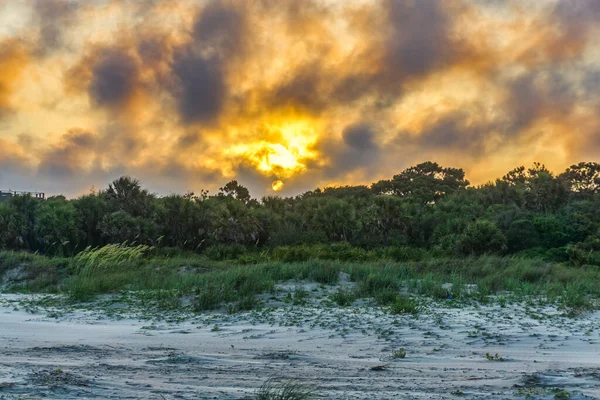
[272,179,284,191]
[226,117,321,180]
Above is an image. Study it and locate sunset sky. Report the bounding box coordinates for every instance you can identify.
[0,0,599,197]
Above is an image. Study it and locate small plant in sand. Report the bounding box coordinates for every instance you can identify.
[553,389,570,399]
[255,378,316,400]
[292,288,309,306]
[391,348,406,359]
[485,352,504,361]
[389,295,421,316]
[331,288,356,307]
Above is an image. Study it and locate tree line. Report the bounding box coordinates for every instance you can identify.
[1,161,599,265]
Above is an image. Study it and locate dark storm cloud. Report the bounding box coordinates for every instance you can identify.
[504,71,577,132]
[192,0,247,57]
[33,0,78,55]
[383,0,455,78]
[321,123,381,178]
[89,50,139,108]
[171,52,225,124]
[168,1,250,124]
[394,114,487,153]
[343,123,377,150]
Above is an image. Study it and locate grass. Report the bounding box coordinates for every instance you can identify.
[391,348,406,359]
[389,295,421,315]
[1,246,600,314]
[255,378,316,400]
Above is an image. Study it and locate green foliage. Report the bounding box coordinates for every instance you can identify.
[485,352,504,361]
[389,295,421,315]
[373,161,469,204]
[0,160,598,273]
[391,348,406,359]
[34,197,80,255]
[331,288,356,307]
[70,243,151,277]
[457,220,507,255]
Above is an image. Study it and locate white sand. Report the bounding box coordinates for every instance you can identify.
[0,287,599,399]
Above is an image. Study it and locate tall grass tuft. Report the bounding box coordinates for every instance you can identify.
[71,243,151,277]
[255,378,316,400]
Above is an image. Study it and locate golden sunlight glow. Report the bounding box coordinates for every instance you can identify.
[272,179,284,191]
[226,119,321,180]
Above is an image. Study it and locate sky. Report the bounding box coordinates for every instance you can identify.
[0,0,599,198]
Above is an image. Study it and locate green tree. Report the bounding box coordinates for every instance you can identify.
[457,220,507,255]
[372,161,469,204]
[363,195,409,246]
[309,198,359,242]
[34,196,80,255]
[103,176,156,217]
[560,162,600,196]
[73,194,107,247]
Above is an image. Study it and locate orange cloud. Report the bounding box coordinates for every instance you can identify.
[0,39,29,118]
[0,0,598,197]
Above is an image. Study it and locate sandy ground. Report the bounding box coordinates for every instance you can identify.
[1,283,600,399]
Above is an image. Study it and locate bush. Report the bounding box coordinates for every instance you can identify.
[457,220,507,255]
[379,246,428,262]
[271,246,313,262]
[204,244,247,261]
[331,288,356,307]
[389,295,421,315]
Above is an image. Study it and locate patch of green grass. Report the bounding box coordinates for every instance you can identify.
[389,295,421,315]
[4,248,600,316]
[391,348,406,359]
[485,352,504,361]
[331,288,356,307]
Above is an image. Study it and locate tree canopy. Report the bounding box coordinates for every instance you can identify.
[1,161,599,265]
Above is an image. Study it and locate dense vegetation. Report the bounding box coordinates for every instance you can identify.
[1,161,600,266]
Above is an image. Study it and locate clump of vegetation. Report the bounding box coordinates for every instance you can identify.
[70,243,150,276]
[389,295,421,315]
[331,288,356,307]
[1,161,600,314]
[485,352,505,361]
[255,378,316,400]
[391,348,406,359]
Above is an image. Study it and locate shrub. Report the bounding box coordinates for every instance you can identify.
[389,295,421,315]
[204,244,247,261]
[331,288,356,307]
[457,220,507,255]
[391,348,406,359]
[271,246,313,262]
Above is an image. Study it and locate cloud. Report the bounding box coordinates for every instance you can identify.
[33,0,79,55]
[192,0,247,58]
[320,123,381,179]
[171,51,225,124]
[89,49,140,109]
[0,0,599,197]
[37,129,97,178]
[0,39,29,118]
